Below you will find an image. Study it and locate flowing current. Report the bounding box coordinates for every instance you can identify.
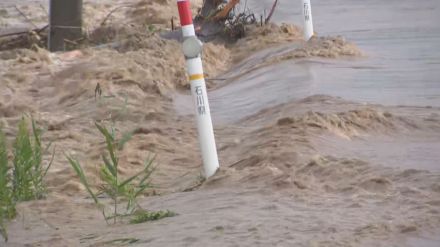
[174,0,440,171]
[209,0,440,118]
[1,0,440,246]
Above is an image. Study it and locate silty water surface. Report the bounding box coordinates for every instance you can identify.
[204,0,440,123]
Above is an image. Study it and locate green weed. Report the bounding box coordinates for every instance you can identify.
[0,117,53,242]
[67,122,157,223]
[129,210,176,224]
[12,118,53,201]
[0,126,14,242]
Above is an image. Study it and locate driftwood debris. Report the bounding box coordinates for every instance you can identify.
[100,5,135,26]
[196,0,250,39]
[14,5,38,29]
[0,25,48,39]
[265,0,278,24]
[198,0,240,21]
[213,0,240,21]
[195,0,278,39]
[0,25,48,51]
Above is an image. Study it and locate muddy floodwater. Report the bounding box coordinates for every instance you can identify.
[1,0,440,246]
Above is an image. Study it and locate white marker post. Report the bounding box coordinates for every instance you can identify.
[177,0,219,178]
[302,0,314,41]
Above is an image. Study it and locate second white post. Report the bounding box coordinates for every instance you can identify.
[302,0,314,41]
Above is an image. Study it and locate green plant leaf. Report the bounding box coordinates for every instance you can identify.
[66,155,99,204]
[0,126,14,242]
[118,170,144,189]
[13,117,36,201]
[134,184,152,198]
[119,155,155,190]
[129,210,176,224]
[100,165,118,191]
[31,118,41,148]
[0,220,7,242]
[95,122,118,172]
[117,131,133,150]
[139,155,157,185]
[0,127,9,197]
[42,146,55,179]
[102,155,116,177]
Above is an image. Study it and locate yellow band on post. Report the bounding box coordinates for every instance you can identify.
[189,74,204,81]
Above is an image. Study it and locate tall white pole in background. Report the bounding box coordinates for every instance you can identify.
[302,0,314,41]
[176,0,219,178]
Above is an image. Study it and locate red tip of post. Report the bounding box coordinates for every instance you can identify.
[177,0,193,26]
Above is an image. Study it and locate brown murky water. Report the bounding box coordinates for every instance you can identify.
[1,0,440,246]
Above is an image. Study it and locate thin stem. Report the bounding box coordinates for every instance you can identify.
[114,192,117,224]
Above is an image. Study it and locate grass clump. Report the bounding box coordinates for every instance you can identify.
[0,117,54,242]
[0,127,15,242]
[12,118,53,201]
[67,122,171,224]
[130,210,176,224]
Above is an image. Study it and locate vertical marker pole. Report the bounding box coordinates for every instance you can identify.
[48,0,83,51]
[302,0,314,41]
[177,0,219,178]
